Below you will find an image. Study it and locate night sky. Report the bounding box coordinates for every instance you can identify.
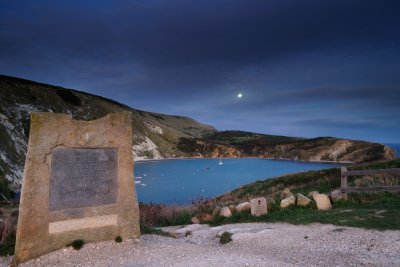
[1,1,399,142]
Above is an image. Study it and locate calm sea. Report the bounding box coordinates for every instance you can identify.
[134,158,340,204]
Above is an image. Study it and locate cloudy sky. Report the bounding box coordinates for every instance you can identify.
[1,0,399,142]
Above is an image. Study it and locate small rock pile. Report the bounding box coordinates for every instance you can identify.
[279,188,345,210]
[191,188,345,223]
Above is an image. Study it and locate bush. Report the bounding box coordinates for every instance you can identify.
[139,203,192,229]
[115,236,122,243]
[220,231,232,244]
[67,239,85,250]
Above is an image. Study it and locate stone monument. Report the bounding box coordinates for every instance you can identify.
[250,197,268,216]
[15,112,140,264]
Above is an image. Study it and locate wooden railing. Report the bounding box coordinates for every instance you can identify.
[340,167,400,198]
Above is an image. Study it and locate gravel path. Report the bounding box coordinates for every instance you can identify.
[2,223,400,267]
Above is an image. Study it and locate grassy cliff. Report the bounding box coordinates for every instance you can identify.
[0,75,396,197]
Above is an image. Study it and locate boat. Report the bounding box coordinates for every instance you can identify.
[218,157,224,165]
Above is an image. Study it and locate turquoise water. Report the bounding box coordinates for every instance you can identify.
[134,158,340,204]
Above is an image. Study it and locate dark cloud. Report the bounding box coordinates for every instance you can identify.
[0,0,399,142]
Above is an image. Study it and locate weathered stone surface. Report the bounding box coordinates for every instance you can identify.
[15,112,140,264]
[220,206,232,218]
[280,195,296,208]
[250,197,268,216]
[314,194,332,210]
[296,193,311,206]
[212,206,222,217]
[191,216,200,224]
[330,189,344,202]
[49,148,118,210]
[281,188,293,199]
[235,202,251,213]
[308,191,319,199]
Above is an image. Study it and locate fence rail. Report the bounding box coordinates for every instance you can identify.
[340,167,400,197]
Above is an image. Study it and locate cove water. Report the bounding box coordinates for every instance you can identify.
[134,158,340,204]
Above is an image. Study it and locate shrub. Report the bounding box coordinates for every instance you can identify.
[115,236,122,243]
[220,231,232,244]
[139,203,192,229]
[67,239,85,250]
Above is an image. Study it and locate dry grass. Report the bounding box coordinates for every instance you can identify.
[0,209,18,256]
[139,203,193,230]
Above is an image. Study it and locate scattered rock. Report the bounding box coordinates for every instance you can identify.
[191,216,200,224]
[314,194,332,210]
[212,206,222,217]
[235,202,251,212]
[308,191,319,199]
[296,193,311,206]
[281,188,293,199]
[219,206,232,218]
[330,189,344,202]
[280,195,296,208]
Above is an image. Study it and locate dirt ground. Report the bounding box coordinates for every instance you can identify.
[2,222,400,267]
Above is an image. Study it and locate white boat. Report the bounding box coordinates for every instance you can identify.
[218,157,224,165]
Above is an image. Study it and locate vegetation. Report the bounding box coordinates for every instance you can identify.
[139,203,192,228]
[67,239,85,250]
[202,130,304,146]
[0,209,18,256]
[185,231,192,237]
[212,193,400,230]
[0,234,15,256]
[215,159,400,205]
[209,159,400,230]
[219,232,233,244]
[115,236,123,243]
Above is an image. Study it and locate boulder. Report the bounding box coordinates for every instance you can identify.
[330,189,344,202]
[219,206,232,218]
[281,188,293,199]
[235,202,251,212]
[191,216,200,224]
[280,195,296,208]
[308,191,319,199]
[296,193,311,206]
[212,206,222,217]
[314,194,332,210]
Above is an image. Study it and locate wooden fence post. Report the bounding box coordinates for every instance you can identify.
[341,167,348,199]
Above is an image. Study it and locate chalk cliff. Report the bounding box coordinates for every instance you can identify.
[0,75,396,197]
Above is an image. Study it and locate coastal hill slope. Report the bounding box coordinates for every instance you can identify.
[0,75,396,197]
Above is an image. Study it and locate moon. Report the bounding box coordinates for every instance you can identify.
[237,93,243,98]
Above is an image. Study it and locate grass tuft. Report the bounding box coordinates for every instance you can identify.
[185,231,192,237]
[115,236,122,243]
[220,231,233,244]
[67,239,85,250]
